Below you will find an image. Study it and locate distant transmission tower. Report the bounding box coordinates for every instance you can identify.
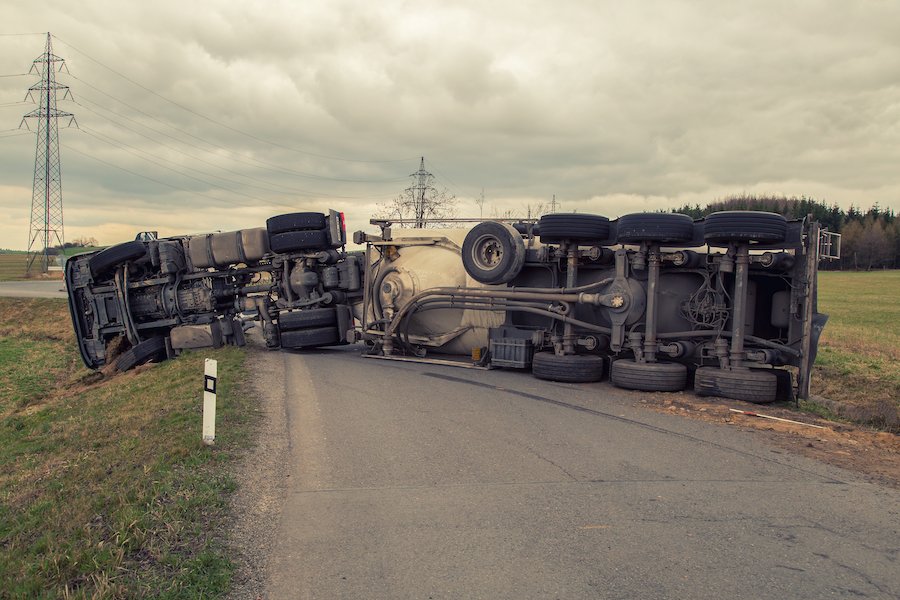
[408,157,437,228]
[22,33,75,274]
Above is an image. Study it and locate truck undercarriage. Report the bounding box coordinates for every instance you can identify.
[66,209,831,404]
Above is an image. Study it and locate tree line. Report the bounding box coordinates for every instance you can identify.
[672,195,899,270]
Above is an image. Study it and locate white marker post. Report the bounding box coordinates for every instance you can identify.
[202,358,217,445]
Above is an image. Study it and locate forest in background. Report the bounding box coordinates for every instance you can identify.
[673,195,898,270]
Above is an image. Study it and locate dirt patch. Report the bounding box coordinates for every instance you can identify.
[632,390,900,488]
[226,339,290,600]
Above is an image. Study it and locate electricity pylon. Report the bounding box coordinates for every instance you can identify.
[22,33,76,274]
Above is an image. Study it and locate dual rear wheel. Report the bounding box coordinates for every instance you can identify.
[267,212,335,253]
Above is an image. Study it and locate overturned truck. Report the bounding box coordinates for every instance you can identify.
[66,209,832,404]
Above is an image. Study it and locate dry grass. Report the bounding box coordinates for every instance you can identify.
[0,253,28,281]
[811,270,900,431]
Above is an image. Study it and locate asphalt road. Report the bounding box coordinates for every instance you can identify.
[263,347,899,599]
[0,280,68,298]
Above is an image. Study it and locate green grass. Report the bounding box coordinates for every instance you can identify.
[812,270,899,429]
[0,298,252,598]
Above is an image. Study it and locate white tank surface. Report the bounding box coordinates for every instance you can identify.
[368,228,505,355]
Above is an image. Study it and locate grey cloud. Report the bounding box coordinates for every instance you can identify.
[0,0,898,249]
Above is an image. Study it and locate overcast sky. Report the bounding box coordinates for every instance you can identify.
[1,0,898,249]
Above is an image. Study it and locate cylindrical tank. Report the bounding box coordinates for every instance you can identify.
[366,228,504,354]
[187,228,270,269]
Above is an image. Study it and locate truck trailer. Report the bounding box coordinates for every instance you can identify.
[65,209,833,404]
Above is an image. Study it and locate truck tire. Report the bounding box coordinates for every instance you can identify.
[231,319,247,347]
[89,241,147,278]
[462,222,526,284]
[538,214,610,243]
[703,211,787,244]
[694,366,778,403]
[531,352,605,383]
[610,359,687,392]
[266,212,327,235]
[280,326,341,348]
[278,307,337,331]
[269,230,328,253]
[116,336,167,372]
[616,213,694,244]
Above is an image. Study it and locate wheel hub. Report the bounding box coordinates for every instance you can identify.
[473,235,504,270]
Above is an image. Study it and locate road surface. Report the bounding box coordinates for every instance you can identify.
[256,346,899,599]
[0,280,67,299]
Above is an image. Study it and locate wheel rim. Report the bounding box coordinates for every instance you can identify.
[471,234,504,271]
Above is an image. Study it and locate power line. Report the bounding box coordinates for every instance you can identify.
[76,127,270,203]
[61,141,305,212]
[52,34,419,165]
[64,73,409,184]
[0,130,33,139]
[422,158,464,197]
[76,125,392,201]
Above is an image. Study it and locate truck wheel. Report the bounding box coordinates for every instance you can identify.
[752,367,794,402]
[531,352,605,383]
[538,214,610,243]
[267,212,327,235]
[610,359,687,392]
[116,336,167,372]
[616,213,694,244]
[703,211,787,244]
[694,366,778,403]
[278,307,337,331]
[462,222,526,284]
[269,230,328,253]
[89,241,147,278]
[231,319,247,347]
[280,327,341,348]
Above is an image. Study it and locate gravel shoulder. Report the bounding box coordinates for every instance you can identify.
[226,342,290,600]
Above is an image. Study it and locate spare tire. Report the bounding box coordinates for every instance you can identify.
[267,212,327,235]
[538,214,610,243]
[89,241,147,278]
[461,222,526,285]
[703,211,787,244]
[616,213,694,244]
[270,230,328,253]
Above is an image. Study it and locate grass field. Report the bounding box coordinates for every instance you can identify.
[0,298,251,598]
[0,253,28,281]
[811,270,899,430]
[0,249,102,281]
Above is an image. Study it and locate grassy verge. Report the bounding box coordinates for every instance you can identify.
[0,298,252,598]
[811,270,899,430]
